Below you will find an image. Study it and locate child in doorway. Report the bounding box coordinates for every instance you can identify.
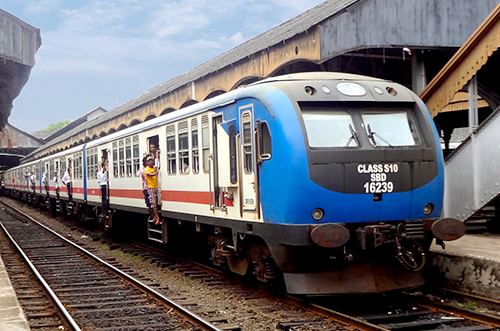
[138,155,151,209]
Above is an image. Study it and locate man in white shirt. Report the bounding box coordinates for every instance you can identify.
[30,173,36,193]
[97,162,108,215]
[61,164,72,201]
[53,172,59,199]
[41,171,48,195]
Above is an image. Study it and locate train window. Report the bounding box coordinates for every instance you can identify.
[257,121,272,162]
[76,153,84,180]
[50,161,55,180]
[87,148,97,179]
[178,121,189,174]
[112,142,118,178]
[126,137,132,177]
[242,113,253,173]
[191,118,199,174]
[79,153,83,179]
[61,158,66,175]
[361,112,417,147]
[202,115,210,173]
[87,151,92,179]
[302,110,358,148]
[93,149,98,176]
[133,135,140,177]
[119,140,125,177]
[229,125,237,184]
[166,125,176,175]
[74,153,81,180]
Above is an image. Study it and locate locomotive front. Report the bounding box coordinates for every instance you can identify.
[255,73,465,294]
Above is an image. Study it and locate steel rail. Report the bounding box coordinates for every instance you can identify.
[0,201,222,331]
[438,287,500,309]
[132,239,389,331]
[283,295,390,331]
[0,209,82,331]
[134,237,390,331]
[403,293,500,328]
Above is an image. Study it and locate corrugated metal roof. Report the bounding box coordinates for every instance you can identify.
[24,0,361,161]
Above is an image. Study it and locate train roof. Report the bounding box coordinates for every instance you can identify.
[255,72,386,84]
[17,72,415,168]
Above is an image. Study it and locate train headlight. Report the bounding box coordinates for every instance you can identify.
[304,86,316,95]
[423,203,434,215]
[312,208,324,221]
[336,82,366,96]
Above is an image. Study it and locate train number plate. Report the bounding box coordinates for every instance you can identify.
[358,163,398,194]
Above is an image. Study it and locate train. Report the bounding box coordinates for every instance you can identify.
[3,72,466,295]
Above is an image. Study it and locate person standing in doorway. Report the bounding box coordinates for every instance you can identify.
[145,155,160,225]
[61,160,73,201]
[42,171,49,196]
[53,172,59,199]
[30,172,36,194]
[149,144,162,206]
[138,155,151,210]
[97,162,109,216]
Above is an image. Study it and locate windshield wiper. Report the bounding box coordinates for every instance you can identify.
[345,124,359,147]
[367,124,394,148]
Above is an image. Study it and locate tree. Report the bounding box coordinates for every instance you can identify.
[41,119,72,132]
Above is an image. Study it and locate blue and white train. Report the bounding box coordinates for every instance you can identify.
[4,72,466,295]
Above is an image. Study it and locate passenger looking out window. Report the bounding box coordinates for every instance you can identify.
[149,143,160,168]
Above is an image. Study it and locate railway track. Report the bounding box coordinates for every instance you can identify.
[0,223,72,330]
[2,198,500,331]
[313,290,500,331]
[0,199,392,331]
[0,202,223,331]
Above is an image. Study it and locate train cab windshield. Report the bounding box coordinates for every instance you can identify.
[361,111,419,147]
[302,110,358,147]
[300,103,421,149]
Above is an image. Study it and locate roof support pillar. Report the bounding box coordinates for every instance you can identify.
[468,75,479,134]
[411,50,427,95]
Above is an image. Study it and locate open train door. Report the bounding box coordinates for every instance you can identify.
[239,105,258,216]
[210,115,223,209]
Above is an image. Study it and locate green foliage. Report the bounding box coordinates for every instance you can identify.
[42,119,72,132]
[465,301,478,310]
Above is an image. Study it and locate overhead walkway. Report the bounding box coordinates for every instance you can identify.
[420,3,500,224]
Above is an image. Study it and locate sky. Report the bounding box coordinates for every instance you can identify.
[3,0,325,132]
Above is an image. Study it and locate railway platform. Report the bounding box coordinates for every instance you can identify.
[0,251,31,331]
[429,233,500,301]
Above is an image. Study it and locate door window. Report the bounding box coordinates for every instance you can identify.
[242,112,253,173]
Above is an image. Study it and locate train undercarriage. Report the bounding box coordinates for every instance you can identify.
[6,188,465,295]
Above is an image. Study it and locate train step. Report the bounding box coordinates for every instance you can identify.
[55,200,62,212]
[147,218,167,243]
